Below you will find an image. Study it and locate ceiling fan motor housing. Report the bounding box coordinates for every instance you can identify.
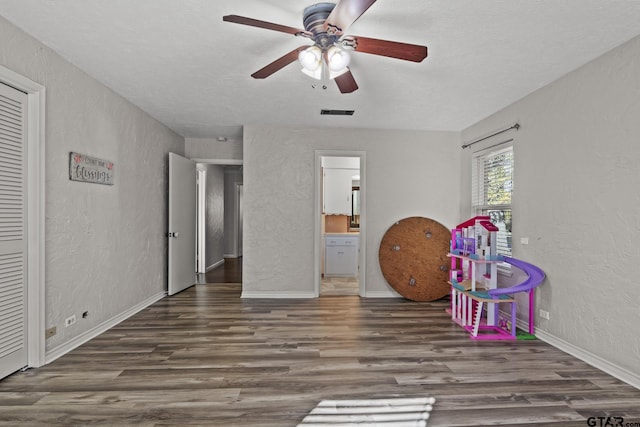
[303,3,339,49]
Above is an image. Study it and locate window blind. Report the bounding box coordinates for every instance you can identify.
[472,145,513,257]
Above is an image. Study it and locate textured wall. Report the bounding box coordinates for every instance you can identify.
[243,125,460,297]
[185,137,243,160]
[205,164,224,269]
[0,16,184,352]
[224,168,243,257]
[461,35,640,377]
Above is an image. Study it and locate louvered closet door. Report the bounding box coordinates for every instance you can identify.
[0,82,27,380]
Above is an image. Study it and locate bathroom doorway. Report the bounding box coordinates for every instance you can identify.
[315,151,366,297]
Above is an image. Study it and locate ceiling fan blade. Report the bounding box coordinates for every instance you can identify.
[334,69,359,94]
[348,35,428,62]
[251,46,309,79]
[223,15,309,37]
[324,0,377,35]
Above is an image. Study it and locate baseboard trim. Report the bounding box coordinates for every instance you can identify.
[534,329,640,390]
[206,259,225,272]
[492,309,640,390]
[241,291,316,299]
[224,253,238,259]
[45,291,166,365]
[364,290,402,298]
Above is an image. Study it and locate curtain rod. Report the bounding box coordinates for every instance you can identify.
[462,123,520,149]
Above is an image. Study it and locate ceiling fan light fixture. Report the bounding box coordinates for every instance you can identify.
[298,46,322,72]
[301,67,323,80]
[225,0,429,95]
[326,45,350,72]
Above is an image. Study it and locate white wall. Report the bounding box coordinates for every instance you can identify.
[243,125,460,297]
[224,167,243,257]
[461,35,640,382]
[0,16,184,354]
[186,137,243,160]
[322,156,360,169]
[205,164,225,269]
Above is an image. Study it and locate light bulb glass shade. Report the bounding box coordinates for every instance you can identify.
[298,46,322,71]
[301,67,323,80]
[326,45,350,72]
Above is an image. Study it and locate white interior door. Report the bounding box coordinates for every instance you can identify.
[196,168,206,273]
[0,82,28,379]
[237,184,243,257]
[168,153,196,295]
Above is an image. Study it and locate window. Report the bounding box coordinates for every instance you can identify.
[472,145,513,257]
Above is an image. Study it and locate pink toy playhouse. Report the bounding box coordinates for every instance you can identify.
[448,216,545,340]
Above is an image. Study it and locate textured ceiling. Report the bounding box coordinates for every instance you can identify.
[1,0,640,141]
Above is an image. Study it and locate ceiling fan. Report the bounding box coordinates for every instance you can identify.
[223,0,428,94]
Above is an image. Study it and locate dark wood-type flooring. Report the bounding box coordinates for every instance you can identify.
[204,257,242,283]
[0,283,639,426]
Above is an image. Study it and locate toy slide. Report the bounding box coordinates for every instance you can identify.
[489,256,545,335]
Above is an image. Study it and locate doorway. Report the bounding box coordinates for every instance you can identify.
[194,161,243,285]
[314,151,366,297]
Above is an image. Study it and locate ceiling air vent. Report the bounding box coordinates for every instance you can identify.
[321,109,355,116]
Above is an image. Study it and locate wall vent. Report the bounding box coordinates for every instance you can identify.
[321,109,355,116]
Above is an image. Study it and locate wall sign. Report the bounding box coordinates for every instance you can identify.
[69,152,114,185]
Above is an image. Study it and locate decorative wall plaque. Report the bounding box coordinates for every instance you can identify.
[69,152,114,185]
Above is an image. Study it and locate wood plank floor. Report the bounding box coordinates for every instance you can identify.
[203,257,242,284]
[1,283,639,426]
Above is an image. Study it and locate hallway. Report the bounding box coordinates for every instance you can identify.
[199,257,242,284]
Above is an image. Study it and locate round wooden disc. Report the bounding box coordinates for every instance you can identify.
[378,217,450,302]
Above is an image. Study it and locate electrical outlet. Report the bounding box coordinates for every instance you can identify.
[520,237,529,245]
[65,315,76,327]
[539,309,550,320]
[45,327,57,339]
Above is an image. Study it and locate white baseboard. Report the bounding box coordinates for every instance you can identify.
[492,310,640,390]
[534,329,640,390]
[364,290,402,298]
[45,291,166,365]
[206,258,225,272]
[490,310,640,389]
[224,253,239,259]
[243,290,402,299]
[241,291,316,299]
